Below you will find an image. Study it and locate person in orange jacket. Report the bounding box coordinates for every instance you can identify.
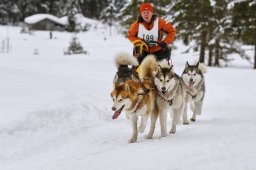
[128,2,176,64]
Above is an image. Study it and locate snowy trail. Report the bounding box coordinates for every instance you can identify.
[0,26,256,170]
[1,67,255,170]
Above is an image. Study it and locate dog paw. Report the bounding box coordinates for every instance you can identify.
[128,138,137,143]
[145,135,153,139]
[183,121,189,125]
[190,118,196,122]
[160,133,167,138]
[169,128,176,134]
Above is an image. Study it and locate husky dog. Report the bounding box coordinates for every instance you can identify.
[181,61,207,123]
[111,79,156,143]
[140,55,185,138]
[113,52,139,84]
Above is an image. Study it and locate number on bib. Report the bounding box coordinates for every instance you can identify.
[142,34,154,42]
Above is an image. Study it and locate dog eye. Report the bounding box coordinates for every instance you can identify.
[166,79,169,82]
[188,73,191,76]
[193,74,196,76]
[160,79,163,82]
[119,99,123,102]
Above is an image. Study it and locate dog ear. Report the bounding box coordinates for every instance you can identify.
[185,61,190,68]
[124,83,130,92]
[195,61,200,68]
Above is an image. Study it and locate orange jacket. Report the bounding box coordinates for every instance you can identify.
[128,15,176,53]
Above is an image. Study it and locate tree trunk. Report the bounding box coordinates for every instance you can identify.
[199,30,207,63]
[214,39,220,67]
[208,45,213,66]
[254,44,256,69]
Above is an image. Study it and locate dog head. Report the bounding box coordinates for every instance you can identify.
[111,83,131,119]
[154,60,176,95]
[111,81,143,119]
[182,61,203,88]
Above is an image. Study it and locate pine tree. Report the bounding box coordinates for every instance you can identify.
[100,0,126,36]
[118,0,142,33]
[207,0,230,66]
[231,0,256,69]
[66,1,78,32]
[171,0,213,63]
[79,0,108,19]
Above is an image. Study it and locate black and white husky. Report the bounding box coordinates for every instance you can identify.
[113,52,139,84]
[181,61,207,123]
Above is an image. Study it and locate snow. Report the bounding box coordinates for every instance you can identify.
[0,24,256,170]
[227,0,249,9]
[60,14,100,28]
[24,14,66,26]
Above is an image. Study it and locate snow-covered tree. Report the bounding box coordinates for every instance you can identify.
[118,0,143,34]
[231,0,256,69]
[65,35,87,55]
[171,0,213,63]
[66,1,79,32]
[100,0,126,36]
[79,0,108,19]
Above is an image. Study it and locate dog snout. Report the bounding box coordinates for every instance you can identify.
[112,107,116,111]
[162,87,166,91]
[189,78,193,82]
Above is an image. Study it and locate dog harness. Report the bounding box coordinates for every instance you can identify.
[138,18,159,45]
[158,93,173,105]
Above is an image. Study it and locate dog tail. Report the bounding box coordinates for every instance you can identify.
[140,55,158,79]
[199,63,207,74]
[114,52,138,68]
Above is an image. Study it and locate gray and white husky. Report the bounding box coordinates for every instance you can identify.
[140,56,185,138]
[181,61,207,123]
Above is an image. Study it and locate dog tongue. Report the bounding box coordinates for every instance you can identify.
[112,106,124,119]
[112,111,121,119]
[189,83,193,87]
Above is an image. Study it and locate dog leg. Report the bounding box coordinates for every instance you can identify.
[196,100,203,115]
[138,113,149,133]
[159,109,168,137]
[194,91,203,115]
[146,109,158,139]
[191,105,197,122]
[182,103,189,125]
[170,108,182,134]
[191,100,203,121]
[128,115,138,143]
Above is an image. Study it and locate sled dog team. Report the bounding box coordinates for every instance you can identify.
[111,52,207,143]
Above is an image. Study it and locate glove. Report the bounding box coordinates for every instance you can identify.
[159,41,167,49]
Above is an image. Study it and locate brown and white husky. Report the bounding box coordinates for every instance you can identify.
[111,79,156,143]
